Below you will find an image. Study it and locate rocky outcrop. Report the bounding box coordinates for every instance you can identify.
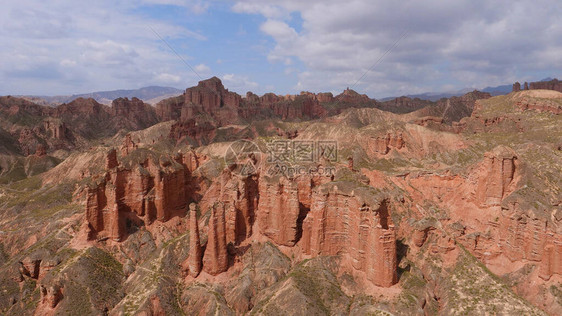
[269,95,326,120]
[157,78,372,134]
[40,284,63,308]
[335,88,370,104]
[105,148,118,169]
[539,240,562,280]
[168,119,216,146]
[120,134,138,156]
[494,210,550,264]
[410,219,437,248]
[369,133,405,155]
[301,183,398,287]
[35,144,47,157]
[19,257,41,279]
[412,116,444,127]
[515,96,562,115]
[316,92,334,103]
[111,97,159,130]
[394,146,562,283]
[195,168,398,286]
[256,176,301,246]
[406,91,491,125]
[43,119,69,141]
[203,202,229,275]
[513,82,521,92]
[198,168,259,246]
[475,146,519,208]
[187,203,202,277]
[185,76,241,110]
[528,78,562,92]
[379,96,433,114]
[85,151,193,241]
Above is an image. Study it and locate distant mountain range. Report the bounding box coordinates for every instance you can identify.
[379,85,512,102]
[15,86,183,106]
[379,77,556,102]
[12,77,559,106]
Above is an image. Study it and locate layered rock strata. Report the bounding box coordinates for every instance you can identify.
[203,202,229,275]
[85,149,193,241]
[301,183,398,287]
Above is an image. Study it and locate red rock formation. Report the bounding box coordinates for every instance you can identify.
[85,153,192,241]
[379,96,433,114]
[38,258,58,281]
[412,116,444,127]
[187,203,202,277]
[267,94,327,120]
[245,91,260,104]
[168,119,216,145]
[200,168,259,245]
[515,97,562,115]
[316,92,334,103]
[529,78,562,92]
[394,147,562,281]
[256,176,300,246]
[412,224,436,248]
[19,258,41,279]
[181,148,202,172]
[43,119,68,140]
[300,183,397,287]
[106,148,118,169]
[185,77,241,110]
[336,88,370,104]
[369,133,405,155]
[40,284,63,308]
[513,82,521,92]
[539,240,562,280]
[17,128,42,156]
[156,77,358,134]
[110,97,159,130]
[35,144,47,157]
[203,202,229,275]
[474,146,519,208]
[260,93,283,105]
[121,134,138,156]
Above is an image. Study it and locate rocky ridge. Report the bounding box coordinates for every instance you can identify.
[1,79,561,315]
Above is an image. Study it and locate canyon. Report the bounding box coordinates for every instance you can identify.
[0,78,561,315]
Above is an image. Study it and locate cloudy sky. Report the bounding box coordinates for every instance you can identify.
[1,0,561,98]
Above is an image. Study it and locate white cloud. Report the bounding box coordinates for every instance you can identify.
[194,63,211,74]
[0,0,207,95]
[260,19,298,41]
[233,0,562,97]
[232,3,286,19]
[60,59,77,67]
[221,73,259,93]
[155,73,182,83]
[140,0,209,14]
[190,2,209,14]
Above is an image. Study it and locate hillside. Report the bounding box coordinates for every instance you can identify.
[0,79,561,315]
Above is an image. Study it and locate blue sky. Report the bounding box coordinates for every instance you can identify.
[1,0,561,98]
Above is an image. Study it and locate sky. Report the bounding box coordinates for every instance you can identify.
[1,0,561,99]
